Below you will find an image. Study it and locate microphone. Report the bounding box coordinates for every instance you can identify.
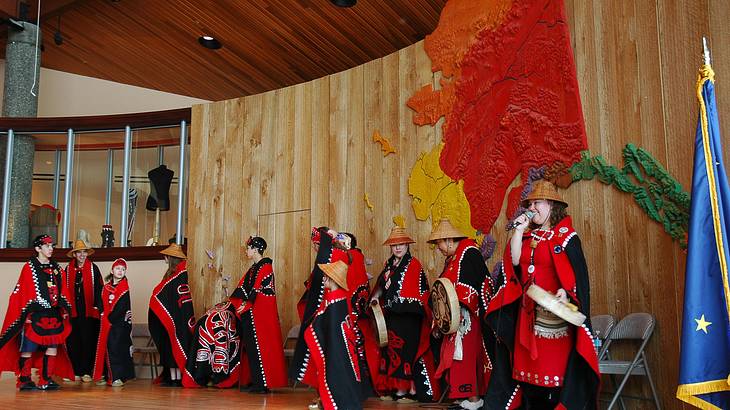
[506,210,535,231]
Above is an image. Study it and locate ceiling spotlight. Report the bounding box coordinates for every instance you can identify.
[331,0,356,7]
[198,35,222,50]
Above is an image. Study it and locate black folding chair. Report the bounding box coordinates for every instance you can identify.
[599,313,661,410]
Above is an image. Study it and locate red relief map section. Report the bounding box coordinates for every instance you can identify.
[408,0,587,233]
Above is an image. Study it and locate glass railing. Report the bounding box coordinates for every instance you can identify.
[0,108,190,255]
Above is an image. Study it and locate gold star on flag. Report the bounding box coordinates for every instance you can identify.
[695,314,712,334]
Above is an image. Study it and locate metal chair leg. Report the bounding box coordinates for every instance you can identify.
[641,352,661,409]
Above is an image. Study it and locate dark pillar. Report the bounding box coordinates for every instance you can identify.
[0,21,40,247]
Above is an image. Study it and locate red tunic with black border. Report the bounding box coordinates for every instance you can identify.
[483,216,600,410]
[512,227,573,387]
[0,258,74,379]
[231,257,288,389]
[434,238,491,399]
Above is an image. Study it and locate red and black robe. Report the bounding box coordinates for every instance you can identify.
[230,257,288,390]
[373,251,441,401]
[148,260,196,386]
[291,229,342,383]
[93,277,135,383]
[0,258,74,379]
[345,248,380,399]
[304,288,364,410]
[186,301,241,388]
[434,238,491,399]
[483,216,600,409]
[64,258,103,377]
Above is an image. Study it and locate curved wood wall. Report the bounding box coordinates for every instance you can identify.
[188,2,730,408]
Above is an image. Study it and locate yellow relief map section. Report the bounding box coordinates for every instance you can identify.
[408,142,479,240]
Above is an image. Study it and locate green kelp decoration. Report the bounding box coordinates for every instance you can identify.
[570,144,690,248]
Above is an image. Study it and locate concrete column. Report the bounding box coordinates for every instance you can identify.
[0,21,40,247]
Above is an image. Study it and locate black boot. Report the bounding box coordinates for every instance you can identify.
[16,356,37,391]
[38,355,60,390]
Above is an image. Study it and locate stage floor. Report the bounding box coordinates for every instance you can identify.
[0,379,449,409]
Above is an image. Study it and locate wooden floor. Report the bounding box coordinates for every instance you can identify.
[0,379,450,409]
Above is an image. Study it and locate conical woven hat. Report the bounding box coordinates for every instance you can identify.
[318,260,349,290]
[383,226,416,246]
[522,180,568,207]
[427,218,467,243]
[66,239,95,258]
[160,243,187,260]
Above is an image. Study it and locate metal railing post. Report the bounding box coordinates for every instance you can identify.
[52,149,61,208]
[60,129,75,247]
[0,130,15,248]
[120,126,132,247]
[105,148,113,225]
[176,121,187,245]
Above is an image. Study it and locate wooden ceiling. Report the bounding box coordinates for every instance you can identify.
[0,0,446,101]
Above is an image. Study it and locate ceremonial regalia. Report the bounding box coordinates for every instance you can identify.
[148,259,196,386]
[484,216,600,409]
[186,301,241,388]
[93,276,135,384]
[304,287,364,410]
[433,237,491,400]
[373,250,440,401]
[65,254,103,379]
[0,255,74,388]
[343,246,380,400]
[291,227,342,384]
[231,257,288,390]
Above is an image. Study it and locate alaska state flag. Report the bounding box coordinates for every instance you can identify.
[676,64,730,409]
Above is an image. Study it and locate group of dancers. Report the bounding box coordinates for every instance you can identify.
[0,180,600,409]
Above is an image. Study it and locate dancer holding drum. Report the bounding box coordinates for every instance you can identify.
[371,224,440,403]
[428,219,489,410]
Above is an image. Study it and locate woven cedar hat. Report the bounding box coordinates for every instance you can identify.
[318,260,349,290]
[383,226,416,246]
[160,243,187,260]
[67,239,95,258]
[427,218,467,243]
[522,180,568,207]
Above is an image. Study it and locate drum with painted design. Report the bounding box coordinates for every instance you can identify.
[431,277,460,334]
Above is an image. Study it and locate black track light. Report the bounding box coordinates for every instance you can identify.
[331,0,356,7]
[53,15,62,46]
[198,35,222,50]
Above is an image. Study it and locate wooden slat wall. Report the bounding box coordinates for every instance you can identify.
[189,2,730,408]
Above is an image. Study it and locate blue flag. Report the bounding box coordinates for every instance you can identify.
[676,64,730,409]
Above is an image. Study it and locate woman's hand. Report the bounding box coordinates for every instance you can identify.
[513,213,530,233]
[510,213,530,266]
[555,288,568,304]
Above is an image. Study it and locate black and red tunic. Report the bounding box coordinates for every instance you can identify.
[484,216,600,409]
[304,288,364,410]
[291,229,343,384]
[231,257,288,390]
[64,258,103,377]
[148,260,196,386]
[186,301,241,388]
[93,277,135,383]
[0,258,74,379]
[434,238,491,399]
[373,251,440,401]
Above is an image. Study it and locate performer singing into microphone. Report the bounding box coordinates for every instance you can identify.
[484,180,599,409]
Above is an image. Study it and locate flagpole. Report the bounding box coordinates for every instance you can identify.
[703,36,711,66]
